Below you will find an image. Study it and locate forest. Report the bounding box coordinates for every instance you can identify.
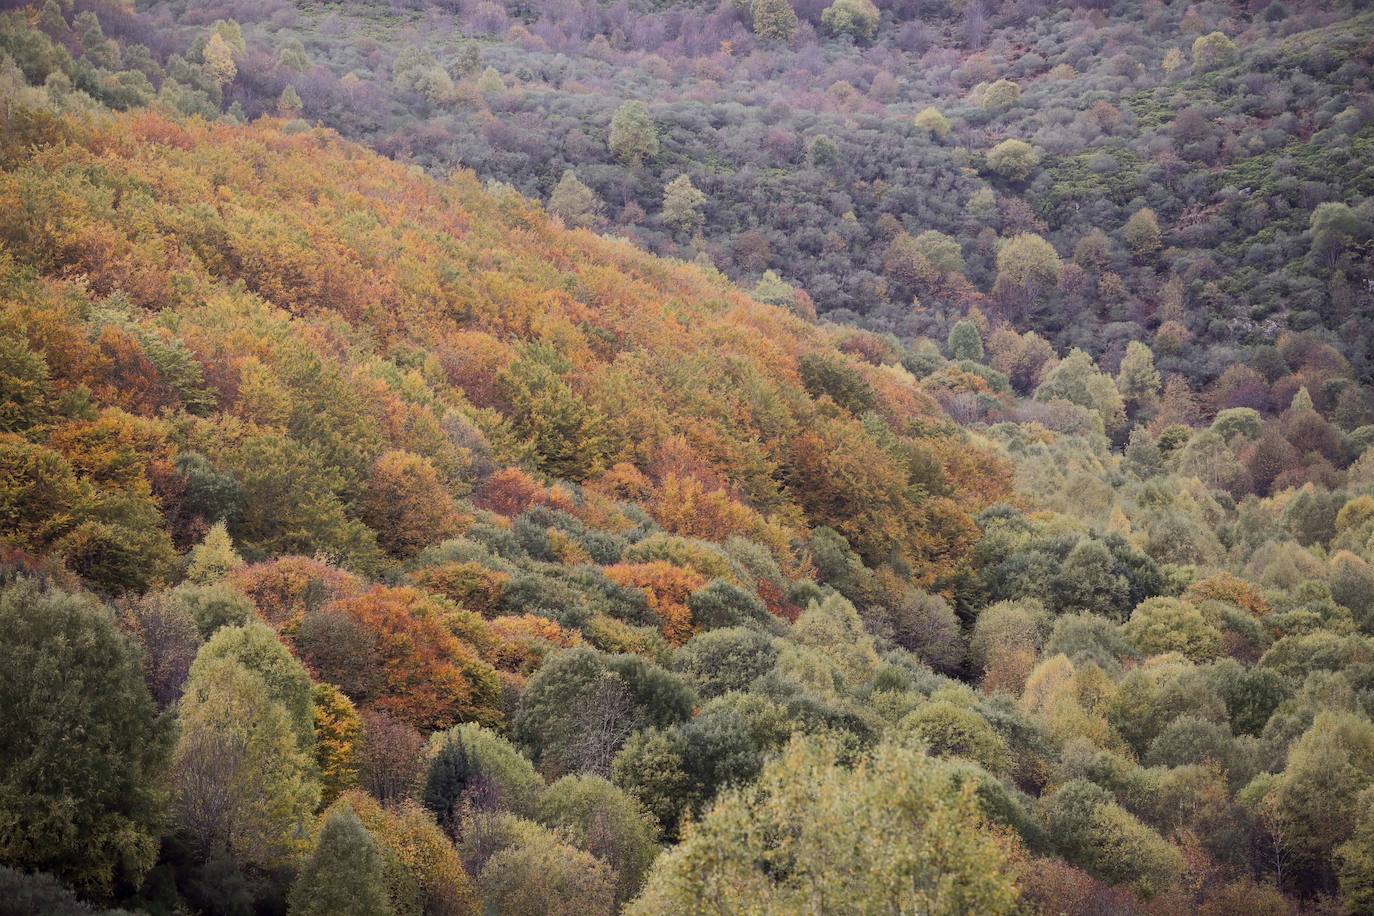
[1,0,1374,914]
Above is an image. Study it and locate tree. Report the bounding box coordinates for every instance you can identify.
[981,79,1020,110]
[1035,350,1125,437]
[548,170,604,229]
[0,337,50,433]
[362,449,464,558]
[537,775,660,904]
[897,701,1013,775]
[914,230,965,277]
[202,31,237,89]
[172,656,319,870]
[1191,31,1237,72]
[501,346,608,482]
[609,101,658,168]
[1122,208,1162,257]
[915,106,950,140]
[628,737,1019,914]
[185,520,244,583]
[1116,341,1161,417]
[313,683,361,806]
[820,0,880,43]
[661,174,706,237]
[986,139,1039,181]
[1263,711,1374,874]
[337,789,481,916]
[948,319,984,361]
[475,816,617,916]
[1038,780,1182,896]
[674,626,778,698]
[1338,787,1374,913]
[191,619,316,749]
[1310,202,1360,264]
[278,85,303,116]
[0,580,171,897]
[751,0,798,42]
[1123,426,1163,479]
[1124,598,1221,662]
[288,806,395,916]
[994,233,1061,304]
[515,647,695,776]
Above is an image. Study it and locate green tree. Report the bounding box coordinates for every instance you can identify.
[897,701,1013,775]
[501,346,609,482]
[981,79,1020,110]
[1338,787,1374,914]
[475,818,616,915]
[1124,598,1222,662]
[820,0,880,43]
[1051,538,1131,618]
[609,101,659,168]
[1122,208,1162,257]
[985,139,1039,181]
[1264,711,1374,873]
[547,169,604,229]
[172,656,320,869]
[172,581,254,639]
[0,580,170,897]
[752,0,798,42]
[1035,349,1125,437]
[673,626,778,698]
[202,31,237,89]
[0,336,50,433]
[752,270,796,310]
[628,737,1019,914]
[1310,202,1360,264]
[278,84,303,116]
[994,233,1061,304]
[914,230,965,277]
[1115,341,1161,417]
[1038,779,1182,896]
[914,106,950,140]
[288,806,395,916]
[185,519,244,583]
[190,619,316,749]
[1122,426,1163,478]
[661,174,706,237]
[537,775,660,904]
[948,319,984,361]
[1191,31,1237,72]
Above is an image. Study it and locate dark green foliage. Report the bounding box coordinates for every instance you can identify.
[0,580,170,897]
[674,626,778,698]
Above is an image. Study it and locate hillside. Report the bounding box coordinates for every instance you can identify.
[5,3,1374,915]
[14,0,1372,391]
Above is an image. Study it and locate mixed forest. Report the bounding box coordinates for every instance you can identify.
[2,0,1374,914]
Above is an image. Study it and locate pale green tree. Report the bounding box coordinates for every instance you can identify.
[986,139,1039,181]
[752,0,799,42]
[627,737,1020,915]
[548,170,605,229]
[915,106,950,140]
[609,101,659,168]
[661,174,706,237]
